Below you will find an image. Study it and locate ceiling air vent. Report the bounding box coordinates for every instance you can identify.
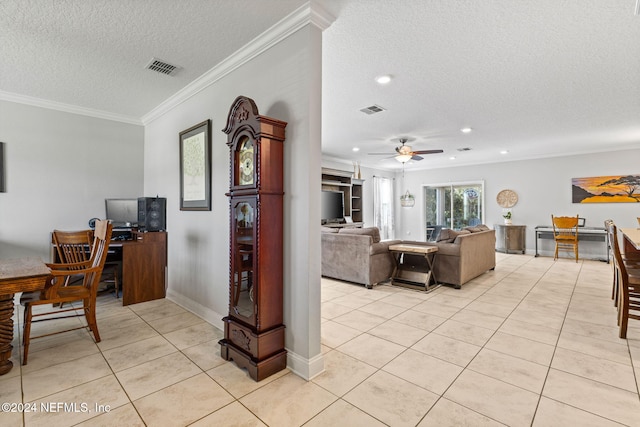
[146,58,181,76]
[457,147,472,152]
[359,104,386,115]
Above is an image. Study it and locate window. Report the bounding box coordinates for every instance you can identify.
[423,181,484,236]
[373,176,394,240]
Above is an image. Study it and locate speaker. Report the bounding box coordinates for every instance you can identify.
[138,197,166,231]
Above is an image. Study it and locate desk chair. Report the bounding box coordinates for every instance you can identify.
[21,220,113,365]
[608,222,640,338]
[551,215,579,262]
[53,229,120,298]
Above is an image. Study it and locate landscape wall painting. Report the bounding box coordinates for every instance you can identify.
[572,175,640,203]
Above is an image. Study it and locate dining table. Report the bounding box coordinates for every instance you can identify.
[620,227,640,255]
[0,257,50,374]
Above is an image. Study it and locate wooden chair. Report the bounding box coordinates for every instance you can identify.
[54,229,119,298]
[609,222,640,338]
[606,220,640,306]
[22,220,113,365]
[551,215,579,262]
[52,229,93,287]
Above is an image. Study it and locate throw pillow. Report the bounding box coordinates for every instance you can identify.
[437,228,471,243]
[464,226,482,233]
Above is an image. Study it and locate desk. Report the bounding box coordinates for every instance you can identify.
[0,258,50,375]
[389,244,439,292]
[534,226,609,263]
[49,231,168,306]
[121,231,167,306]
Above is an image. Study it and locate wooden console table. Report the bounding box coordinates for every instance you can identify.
[388,244,439,292]
[0,258,50,375]
[495,224,526,254]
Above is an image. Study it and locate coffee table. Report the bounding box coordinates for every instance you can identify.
[388,244,439,292]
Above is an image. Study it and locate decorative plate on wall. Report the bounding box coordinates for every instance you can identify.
[497,189,518,208]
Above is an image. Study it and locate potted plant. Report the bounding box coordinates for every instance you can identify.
[503,211,512,225]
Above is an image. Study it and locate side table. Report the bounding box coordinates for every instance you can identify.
[388,244,439,292]
[495,224,526,254]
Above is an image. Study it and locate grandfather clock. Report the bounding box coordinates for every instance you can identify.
[219,96,287,381]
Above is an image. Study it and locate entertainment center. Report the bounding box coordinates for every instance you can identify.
[321,167,364,228]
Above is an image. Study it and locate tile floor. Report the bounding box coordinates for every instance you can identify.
[1,253,639,426]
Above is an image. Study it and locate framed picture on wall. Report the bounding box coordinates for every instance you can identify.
[179,120,212,210]
[0,142,5,193]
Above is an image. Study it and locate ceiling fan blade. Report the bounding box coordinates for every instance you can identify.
[412,149,444,155]
[411,155,424,161]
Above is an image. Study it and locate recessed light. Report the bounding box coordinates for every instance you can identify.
[460,127,472,133]
[449,156,456,160]
[500,150,509,154]
[352,147,360,152]
[375,75,392,84]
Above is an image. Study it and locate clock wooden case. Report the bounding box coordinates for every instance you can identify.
[219,96,287,381]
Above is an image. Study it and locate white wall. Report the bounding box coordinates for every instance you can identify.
[397,149,640,259]
[0,100,143,259]
[143,24,324,379]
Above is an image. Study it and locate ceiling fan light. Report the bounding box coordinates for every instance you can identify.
[395,154,412,163]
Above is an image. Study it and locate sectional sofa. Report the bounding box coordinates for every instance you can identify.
[320,225,496,289]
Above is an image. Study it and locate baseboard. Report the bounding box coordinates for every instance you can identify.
[285,349,325,381]
[166,290,325,380]
[165,289,225,331]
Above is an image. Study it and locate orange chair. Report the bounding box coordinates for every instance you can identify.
[551,215,579,262]
[22,220,113,365]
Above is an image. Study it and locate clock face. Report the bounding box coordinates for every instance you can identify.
[238,138,254,186]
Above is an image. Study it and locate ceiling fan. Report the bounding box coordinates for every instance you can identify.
[368,138,444,163]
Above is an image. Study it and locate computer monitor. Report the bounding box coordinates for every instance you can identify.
[105,199,138,228]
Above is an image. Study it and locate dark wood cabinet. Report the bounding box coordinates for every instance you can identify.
[219,96,287,381]
[122,231,167,306]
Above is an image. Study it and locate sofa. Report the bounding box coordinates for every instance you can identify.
[321,226,399,288]
[321,225,496,289]
[401,226,497,288]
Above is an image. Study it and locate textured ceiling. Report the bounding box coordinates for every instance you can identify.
[0,0,307,119]
[321,0,640,170]
[1,1,639,170]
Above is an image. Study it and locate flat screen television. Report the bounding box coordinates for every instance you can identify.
[321,190,344,223]
[105,199,138,228]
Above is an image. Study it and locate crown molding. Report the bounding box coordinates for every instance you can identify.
[141,1,335,125]
[0,90,142,125]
